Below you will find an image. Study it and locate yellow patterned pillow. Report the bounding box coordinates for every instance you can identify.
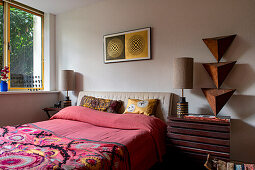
[124,99,158,116]
[79,95,122,113]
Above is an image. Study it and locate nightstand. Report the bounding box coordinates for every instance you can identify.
[166,115,230,169]
[42,108,63,118]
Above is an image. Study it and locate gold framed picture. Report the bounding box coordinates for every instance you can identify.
[104,27,151,63]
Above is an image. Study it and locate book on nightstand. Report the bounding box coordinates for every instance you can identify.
[174,114,231,123]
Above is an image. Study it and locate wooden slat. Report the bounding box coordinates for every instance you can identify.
[175,145,230,158]
[168,127,230,139]
[166,115,231,164]
[182,151,230,162]
[168,133,230,146]
[168,115,230,125]
[168,120,230,132]
[168,139,230,153]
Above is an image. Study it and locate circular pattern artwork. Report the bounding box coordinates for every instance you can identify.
[107,38,124,59]
[6,134,25,142]
[81,156,102,169]
[137,100,149,108]
[127,35,145,56]
[40,137,61,144]
[75,143,101,150]
[19,128,37,133]
[126,104,136,112]
[0,152,44,169]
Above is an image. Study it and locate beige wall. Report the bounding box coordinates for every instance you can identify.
[56,0,255,162]
[0,92,59,126]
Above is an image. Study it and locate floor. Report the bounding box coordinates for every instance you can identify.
[150,148,207,170]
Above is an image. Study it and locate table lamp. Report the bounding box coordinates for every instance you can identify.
[61,70,75,107]
[173,57,194,115]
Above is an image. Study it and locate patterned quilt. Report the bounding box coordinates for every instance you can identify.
[0,124,130,170]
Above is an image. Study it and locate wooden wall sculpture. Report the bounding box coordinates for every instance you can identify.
[202,35,236,116]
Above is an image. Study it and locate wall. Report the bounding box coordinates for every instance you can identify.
[0,92,59,126]
[44,13,56,91]
[55,0,255,162]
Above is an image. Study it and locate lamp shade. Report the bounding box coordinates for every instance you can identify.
[61,70,75,91]
[173,57,194,89]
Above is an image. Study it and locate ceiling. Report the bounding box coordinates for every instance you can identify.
[16,0,101,14]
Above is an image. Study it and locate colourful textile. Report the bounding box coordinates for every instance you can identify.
[0,124,129,169]
[51,106,167,162]
[34,118,161,170]
[124,99,158,116]
[80,95,122,113]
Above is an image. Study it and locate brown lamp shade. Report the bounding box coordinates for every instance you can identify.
[173,57,194,89]
[61,70,75,91]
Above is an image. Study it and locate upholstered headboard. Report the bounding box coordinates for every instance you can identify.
[77,91,173,122]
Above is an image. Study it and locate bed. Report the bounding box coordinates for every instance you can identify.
[0,91,173,169]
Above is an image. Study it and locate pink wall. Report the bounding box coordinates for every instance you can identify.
[0,92,59,126]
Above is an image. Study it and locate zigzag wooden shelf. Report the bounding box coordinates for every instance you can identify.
[203,35,236,62]
[202,88,236,116]
[203,61,236,88]
[202,34,236,116]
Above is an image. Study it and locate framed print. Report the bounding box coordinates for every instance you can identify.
[104,27,151,63]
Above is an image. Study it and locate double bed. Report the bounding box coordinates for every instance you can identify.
[0,91,173,169]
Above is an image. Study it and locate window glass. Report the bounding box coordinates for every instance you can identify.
[9,6,42,89]
[0,3,3,70]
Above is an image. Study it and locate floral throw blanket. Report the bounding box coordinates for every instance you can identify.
[0,124,130,170]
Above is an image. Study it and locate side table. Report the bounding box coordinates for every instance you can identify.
[167,114,231,168]
[42,108,63,118]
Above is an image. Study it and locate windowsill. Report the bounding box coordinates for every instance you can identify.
[0,91,60,95]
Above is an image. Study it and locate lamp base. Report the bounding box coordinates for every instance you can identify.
[177,97,188,115]
[63,96,72,107]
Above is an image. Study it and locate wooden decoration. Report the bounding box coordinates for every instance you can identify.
[202,34,236,116]
[203,61,236,88]
[202,88,236,116]
[203,35,236,62]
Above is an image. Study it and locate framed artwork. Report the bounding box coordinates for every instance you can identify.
[104,27,151,63]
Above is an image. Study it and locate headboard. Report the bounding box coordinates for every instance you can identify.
[77,91,173,122]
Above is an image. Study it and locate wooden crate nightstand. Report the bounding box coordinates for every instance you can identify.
[167,115,230,167]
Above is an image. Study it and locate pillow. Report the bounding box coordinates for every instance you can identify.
[124,99,158,116]
[79,96,96,109]
[79,95,122,113]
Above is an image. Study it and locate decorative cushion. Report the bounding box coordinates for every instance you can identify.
[124,99,158,116]
[79,96,122,113]
[204,154,255,170]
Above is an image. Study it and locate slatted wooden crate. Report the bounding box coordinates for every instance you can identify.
[167,115,230,163]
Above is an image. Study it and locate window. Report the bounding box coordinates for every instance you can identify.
[1,0,44,91]
[0,2,3,70]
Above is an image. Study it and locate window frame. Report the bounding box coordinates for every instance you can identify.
[1,0,44,91]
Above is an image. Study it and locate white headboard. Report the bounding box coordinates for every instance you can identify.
[77,91,173,122]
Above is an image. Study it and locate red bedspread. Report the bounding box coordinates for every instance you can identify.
[0,106,167,169]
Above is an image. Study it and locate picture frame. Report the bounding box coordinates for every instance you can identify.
[103,27,151,63]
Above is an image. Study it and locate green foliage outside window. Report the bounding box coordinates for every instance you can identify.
[0,6,34,77]
[10,6,33,78]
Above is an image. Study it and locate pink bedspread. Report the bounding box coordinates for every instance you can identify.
[0,106,167,169]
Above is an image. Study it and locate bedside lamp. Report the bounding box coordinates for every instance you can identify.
[173,57,194,115]
[61,70,75,107]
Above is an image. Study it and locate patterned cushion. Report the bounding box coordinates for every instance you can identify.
[124,99,158,116]
[80,95,122,113]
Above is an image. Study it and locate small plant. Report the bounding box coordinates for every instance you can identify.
[1,66,9,82]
